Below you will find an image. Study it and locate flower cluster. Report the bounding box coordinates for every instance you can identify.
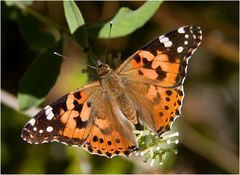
[134,129,179,167]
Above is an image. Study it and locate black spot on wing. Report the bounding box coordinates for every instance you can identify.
[99,138,104,143]
[159,112,163,117]
[177,100,181,105]
[87,101,91,107]
[106,152,112,157]
[73,103,83,112]
[138,70,144,76]
[93,135,98,142]
[74,115,88,129]
[170,116,174,121]
[133,54,141,63]
[107,140,112,145]
[178,90,184,96]
[142,58,153,69]
[74,91,82,100]
[166,90,172,96]
[88,146,93,152]
[156,66,167,80]
[115,139,120,143]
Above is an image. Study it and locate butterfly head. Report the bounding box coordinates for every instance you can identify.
[97,60,111,76]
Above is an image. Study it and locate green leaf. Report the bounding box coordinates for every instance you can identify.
[18,40,63,111]
[88,1,163,38]
[17,12,56,53]
[4,1,33,7]
[63,0,85,34]
[73,25,89,49]
[63,0,89,48]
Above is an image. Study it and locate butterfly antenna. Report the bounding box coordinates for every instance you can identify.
[103,21,113,63]
[54,52,97,70]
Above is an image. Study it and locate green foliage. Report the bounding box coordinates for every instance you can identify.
[63,0,89,48]
[63,0,85,34]
[5,0,33,7]
[17,13,56,52]
[88,1,163,38]
[18,40,63,110]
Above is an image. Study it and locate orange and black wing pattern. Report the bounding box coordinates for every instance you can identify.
[21,81,138,158]
[21,82,99,146]
[117,25,202,88]
[118,26,202,135]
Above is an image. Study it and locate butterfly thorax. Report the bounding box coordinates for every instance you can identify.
[98,63,123,96]
[97,63,138,124]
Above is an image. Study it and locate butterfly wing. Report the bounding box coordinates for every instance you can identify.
[117,26,202,134]
[116,26,202,87]
[21,81,138,158]
[124,81,184,135]
[82,88,138,158]
[21,82,100,146]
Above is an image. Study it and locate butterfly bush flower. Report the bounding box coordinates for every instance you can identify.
[134,129,179,166]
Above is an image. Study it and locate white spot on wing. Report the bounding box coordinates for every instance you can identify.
[45,105,54,120]
[61,142,68,145]
[185,34,189,38]
[44,105,51,110]
[22,137,27,141]
[160,37,169,43]
[159,35,165,40]
[184,41,188,45]
[39,130,43,133]
[51,139,60,142]
[33,127,37,131]
[72,145,79,147]
[178,27,185,33]
[159,36,173,47]
[177,46,184,53]
[45,106,52,115]
[46,112,54,120]
[46,126,53,132]
[27,140,32,144]
[28,119,36,126]
[164,41,172,47]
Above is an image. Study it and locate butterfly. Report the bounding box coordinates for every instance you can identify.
[21,26,202,158]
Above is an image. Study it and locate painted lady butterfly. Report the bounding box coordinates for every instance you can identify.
[21,26,202,158]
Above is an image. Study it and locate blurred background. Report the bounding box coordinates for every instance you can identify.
[1,1,239,174]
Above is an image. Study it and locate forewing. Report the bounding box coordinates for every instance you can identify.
[21,81,99,146]
[116,26,202,87]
